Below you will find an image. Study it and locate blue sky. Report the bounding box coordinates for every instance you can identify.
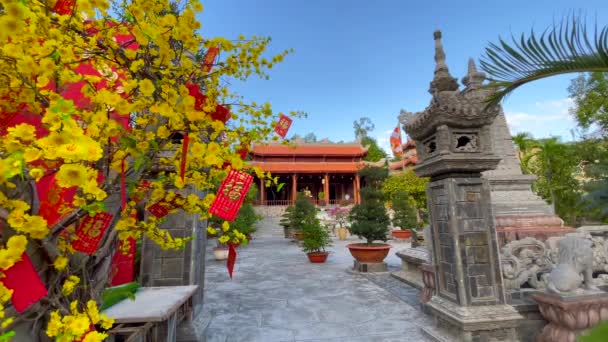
[198,0,608,154]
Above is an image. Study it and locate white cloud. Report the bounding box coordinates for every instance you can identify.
[504,98,577,140]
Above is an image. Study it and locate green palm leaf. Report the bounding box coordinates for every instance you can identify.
[480,16,608,107]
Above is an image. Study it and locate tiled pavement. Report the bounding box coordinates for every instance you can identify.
[196,217,433,342]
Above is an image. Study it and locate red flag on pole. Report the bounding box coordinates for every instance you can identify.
[390,125,403,158]
[274,114,292,138]
[227,243,237,279]
[2,253,47,312]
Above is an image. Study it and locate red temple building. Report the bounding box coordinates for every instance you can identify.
[250,142,369,205]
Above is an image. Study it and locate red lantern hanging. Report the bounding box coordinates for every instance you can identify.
[209,170,253,221]
[274,114,292,138]
[2,253,48,312]
[71,212,113,254]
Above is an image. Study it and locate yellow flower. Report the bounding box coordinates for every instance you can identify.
[0,283,14,303]
[1,317,13,328]
[68,315,90,337]
[7,124,36,142]
[207,227,217,235]
[29,168,45,181]
[54,255,69,271]
[82,331,108,342]
[86,300,100,324]
[6,235,27,252]
[62,275,80,296]
[99,314,114,330]
[139,79,155,96]
[222,221,230,232]
[218,235,229,244]
[56,164,88,188]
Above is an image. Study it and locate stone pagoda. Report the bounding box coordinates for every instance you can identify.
[401,30,523,341]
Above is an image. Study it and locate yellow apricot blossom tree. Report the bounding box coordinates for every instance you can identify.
[0,0,294,340]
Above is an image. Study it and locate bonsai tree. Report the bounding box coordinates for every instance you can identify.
[280,206,294,229]
[301,219,332,255]
[392,192,422,246]
[290,192,318,231]
[348,167,391,245]
[231,184,262,238]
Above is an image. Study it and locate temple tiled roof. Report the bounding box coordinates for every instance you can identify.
[249,161,366,173]
[389,156,418,170]
[251,143,368,157]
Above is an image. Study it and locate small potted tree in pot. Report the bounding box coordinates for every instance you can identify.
[290,192,317,241]
[391,192,418,240]
[347,167,392,263]
[301,219,332,263]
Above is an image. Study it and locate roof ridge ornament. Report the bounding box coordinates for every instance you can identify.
[429,30,459,94]
[462,58,485,90]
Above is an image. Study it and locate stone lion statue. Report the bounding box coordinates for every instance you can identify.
[547,236,598,294]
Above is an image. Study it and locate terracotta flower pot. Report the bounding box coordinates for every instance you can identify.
[346,243,392,263]
[392,229,412,239]
[307,252,329,263]
[213,247,229,260]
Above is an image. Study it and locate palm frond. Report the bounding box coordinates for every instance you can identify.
[480,16,608,107]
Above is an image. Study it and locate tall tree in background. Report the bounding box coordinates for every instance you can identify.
[353,117,375,140]
[480,16,608,107]
[568,72,608,134]
[304,132,317,143]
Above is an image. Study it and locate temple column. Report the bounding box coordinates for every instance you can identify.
[291,173,297,203]
[354,174,361,204]
[259,177,265,204]
[323,173,330,205]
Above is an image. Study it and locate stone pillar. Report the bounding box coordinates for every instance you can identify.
[140,186,207,316]
[323,173,329,204]
[291,173,297,203]
[259,177,265,204]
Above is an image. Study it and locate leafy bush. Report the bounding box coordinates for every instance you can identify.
[231,202,261,236]
[290,192,317,230]
[392,192,418,230]
[280,206,294,228]
[382,169,428,211]
[348,167,391,245]
[301,220,332,254]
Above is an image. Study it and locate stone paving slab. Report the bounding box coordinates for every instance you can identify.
[198,217,432,342]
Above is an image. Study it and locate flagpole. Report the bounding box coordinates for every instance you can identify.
[399,122,405,171]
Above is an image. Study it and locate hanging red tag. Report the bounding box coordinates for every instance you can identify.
[132,180,151,203]
[147,195,183,218]
[121,159,126,210]
[110,237,136,286]
[37,173,77,227]
[274,114,293,138]
[209,170,253,221]
[72,212,113,254]
[180,133,189,181]
[2,253,48,312]
[202,47,220,73]
[211,104,230,123]
[227,243,237,279]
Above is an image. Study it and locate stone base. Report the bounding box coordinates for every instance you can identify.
[422,296,523,342]
[391,270,423,290]
[352,260,387,273]
[532,290,608,342]
[495,214,575,247]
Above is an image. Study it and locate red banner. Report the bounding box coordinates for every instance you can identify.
[52,0,75,15]
[72,212,113,254]
[202,47,220,73]
[227,243,237,279]
[209,170,253,221]
[274,114,292,138]
[2,253,47,312]
[147,195,183,218]
[110,237,136,286]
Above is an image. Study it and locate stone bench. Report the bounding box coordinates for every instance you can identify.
[391,247,430,290]
[103,285,198,342]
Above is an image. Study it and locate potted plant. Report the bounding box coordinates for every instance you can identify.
[317,191,326,206]
[391,192,418,240]
[347,167,392,263]
[213,242,229,260]
[280,206,295,238]
[290,192,317,241]
[301,219,332,263]
[328,206,350,240]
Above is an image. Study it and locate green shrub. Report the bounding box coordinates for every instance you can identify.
[231,202,261,236]
[290,192,317,231]
[392,192,418,230]
[280,206,294,228]
[301,220,332,254]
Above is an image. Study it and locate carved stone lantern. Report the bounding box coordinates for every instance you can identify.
[401,30,523,341]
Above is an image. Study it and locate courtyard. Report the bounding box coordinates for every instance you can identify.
[199,217,432,342]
